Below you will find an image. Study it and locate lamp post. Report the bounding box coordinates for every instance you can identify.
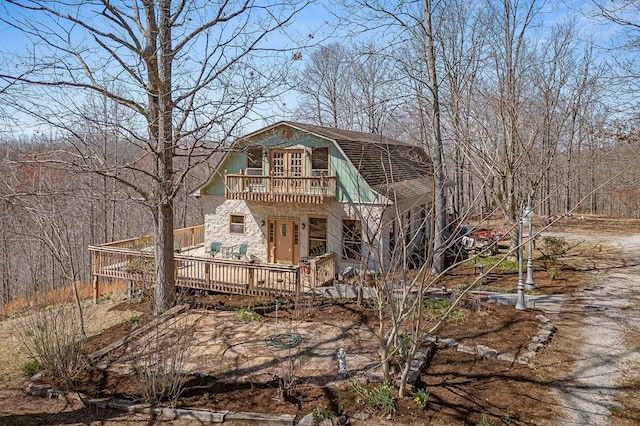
[524,201,535,290]
[515,202,527,311]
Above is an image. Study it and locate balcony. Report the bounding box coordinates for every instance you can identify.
[225,174,336,204]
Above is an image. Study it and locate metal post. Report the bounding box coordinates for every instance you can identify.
[515,203,527,310]
[525,204,535,290]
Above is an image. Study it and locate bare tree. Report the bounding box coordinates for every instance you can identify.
[421,0,447,275]
[471,0,544,249]
[295,43,354,128]
[0,0,311,313]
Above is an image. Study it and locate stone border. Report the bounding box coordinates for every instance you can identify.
[24,387,296,425]
[436,314,557,365]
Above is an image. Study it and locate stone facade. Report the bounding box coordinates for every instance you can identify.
[202,195,423,272]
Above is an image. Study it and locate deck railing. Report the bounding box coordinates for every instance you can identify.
[225,174,336,203]
[305,253,336,287]
[90,225,335,302]
[101,225,205,251]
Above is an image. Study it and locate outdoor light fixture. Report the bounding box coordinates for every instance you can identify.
[515,201,527,311]
[524,199,535,290]
[260,219,265,227]
[301,222,306,229]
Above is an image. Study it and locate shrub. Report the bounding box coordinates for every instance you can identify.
[16,304,86,390]
[539,236,569,262]
[134,316,191,405]
[22,359,40,377]
[97,292,112,303]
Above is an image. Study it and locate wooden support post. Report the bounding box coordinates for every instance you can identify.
[93,275,99,304]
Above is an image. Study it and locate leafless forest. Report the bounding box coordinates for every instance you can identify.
[1,0,639,308]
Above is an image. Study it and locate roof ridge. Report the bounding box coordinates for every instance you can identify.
[284,121,412,146]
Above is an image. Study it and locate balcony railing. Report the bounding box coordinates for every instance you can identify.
[225,174,336,203]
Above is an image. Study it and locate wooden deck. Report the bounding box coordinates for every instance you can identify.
[90,225,336,302]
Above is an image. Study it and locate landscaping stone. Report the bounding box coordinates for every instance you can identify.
[297,413,314,425]
[535,314,551,324]
[537,330,553,343]
[423,333,437,344]
[27,383,50,397]
[351,410,371,421]
[439,338,458,348]
[517,351,536,364]
[457,344,475,354]
[477,345,498,359]
[497,353,516,363]
[527,342,544,353]
[397,343,435,391]
[541,322,557,332]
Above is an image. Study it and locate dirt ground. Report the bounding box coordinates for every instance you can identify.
[1,215,639,426]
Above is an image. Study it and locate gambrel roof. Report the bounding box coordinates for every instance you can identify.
[203,121,436,203]
[286,122,434,201]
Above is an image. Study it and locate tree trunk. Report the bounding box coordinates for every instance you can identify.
[154,200,175,313]
[423,0,447,275]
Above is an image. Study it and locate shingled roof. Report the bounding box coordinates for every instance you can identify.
[287,122,434,201]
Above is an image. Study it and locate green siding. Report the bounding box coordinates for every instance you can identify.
[202,124,382,203]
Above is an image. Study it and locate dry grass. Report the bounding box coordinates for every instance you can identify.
[1,280,128,318]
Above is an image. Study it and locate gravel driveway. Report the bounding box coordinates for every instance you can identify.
[553,233,640,425]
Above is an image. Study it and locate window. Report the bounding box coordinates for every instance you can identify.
[268,221,275,243]
[309,217,327,256]
[311,147,329,188]
[230,214,245,234]
[246,146,263,175]
[311,146,329,171]
[342,219,362,260]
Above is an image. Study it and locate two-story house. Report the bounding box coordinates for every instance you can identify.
[197,121,435,274]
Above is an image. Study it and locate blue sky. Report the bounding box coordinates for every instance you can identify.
[0,0,634,137]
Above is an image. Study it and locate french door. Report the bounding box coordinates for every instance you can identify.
[271,149,304,193]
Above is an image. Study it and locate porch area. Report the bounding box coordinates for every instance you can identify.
[89,225,336,303]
